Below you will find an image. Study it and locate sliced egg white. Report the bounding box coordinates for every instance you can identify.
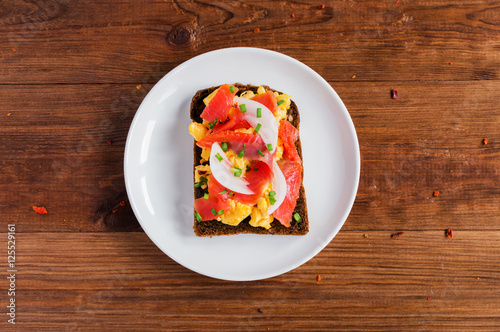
[267,159,287,215]
[209,142,254,195]
[233,96,279,152]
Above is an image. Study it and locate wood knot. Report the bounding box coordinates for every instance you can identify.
[166,23,194,48]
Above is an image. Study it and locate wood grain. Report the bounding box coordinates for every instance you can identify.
[4,231,498,331]
[0,81,498,232]
[0,1,499,83]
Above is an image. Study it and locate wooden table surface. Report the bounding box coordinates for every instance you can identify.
[2,0,499,331]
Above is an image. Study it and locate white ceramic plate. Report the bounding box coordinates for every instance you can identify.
[124,47,360,281]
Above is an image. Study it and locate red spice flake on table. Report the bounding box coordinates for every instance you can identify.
[427,297,431,300]
[351,75,356,79]
[316,274,321,281]
[318,4,325,9]
[136,84,142,90]
[107,139,113,145]
[446,228,453,238]
[391,89,398,100]
[391,231,405,238]
[433,190,439,197]
[112,208,118,213]
[120,201,126,207]
[12,48,16,52]
[449,62,453,65]
[291,13,295,18]
[33,206,48,214]
[316,35,319,39]
[482,138,488,145]
[7,113,11,116]
[253,28,260,33]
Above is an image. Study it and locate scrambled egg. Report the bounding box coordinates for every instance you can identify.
[189,122,208,141]
[194,165,211,189]
[225,150,251,177]
[249,185,274,230]
[274,92,290,123]
[219,199,253,226]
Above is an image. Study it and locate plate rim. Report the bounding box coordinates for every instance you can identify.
[124,47,360,281]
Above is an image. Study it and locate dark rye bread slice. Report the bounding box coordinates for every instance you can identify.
[191,83,308,236]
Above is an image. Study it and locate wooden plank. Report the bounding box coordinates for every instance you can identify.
[6,231,499,330]
[0,1,499,84]
[0,81,498,232]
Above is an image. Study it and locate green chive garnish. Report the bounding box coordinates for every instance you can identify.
[211,208,217,216]
[208,122,214,129]
[243,143,246,148]
[257,150,265,157]
[219,189,228,195]
[228,192,235,196]
[195,211,202,222]
[293,213,301,222]
[267,144,273,151]
[238,150,245,158]
[240,104,247,113]
[213,118,218,125]
[218,209,224,215]
[254,123,262,133]
[246,165,251,171]
[277,100,284,106]
[229,86,235,93]
[269,191,277,205]
[204,193,209,199]
[253,168,259,171]
[257,108,262,118]
[233,167,242,177]
[194,176,207,188]
[215,153,223,162]
[221,142,228,152]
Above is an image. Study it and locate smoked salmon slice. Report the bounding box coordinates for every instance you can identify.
[200,84,238,123]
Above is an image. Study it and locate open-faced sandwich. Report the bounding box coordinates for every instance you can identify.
[189,83,308,236]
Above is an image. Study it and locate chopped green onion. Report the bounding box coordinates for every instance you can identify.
[228,192,235,196]
[195,211,202,222]
[243,143,246,148]
[238,150,245,158]
[208,122,214,129]
[293,213,301,222]
[277,100,284,106]
[246,165,251,171]
[268,191,276,205]
[218,209,224,215]
[215,153,223,162]
[213,118,218,125]
[211,208,217,216]
[232,167,242,177]
[229,86,235,93]
[254,123,262,133]
[204,193,209,199]
[257,150,265,157]
[194,176,207,188]
[219,189,228,195]
[257,108,262,118]
[253,168,259,171]
[267,144,273,151]
[221,142,228,152]
[240,104,247,113]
